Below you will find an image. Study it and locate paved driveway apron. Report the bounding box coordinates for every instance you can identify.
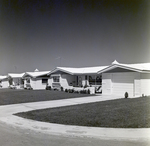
[0,95,150,141]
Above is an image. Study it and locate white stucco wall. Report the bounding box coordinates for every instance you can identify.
[141,73,150,96]
[48,77,53,87]
[102,73,112,95]
[102,72,150,97]
[1,80,9,88]
[61,74,75,89]
[24,77,48,90]
[30,78,48,90]
[134,72,141,97]
[49,74,76,89]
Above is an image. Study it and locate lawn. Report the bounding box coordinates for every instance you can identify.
[15,96,150,128]
[0,89,91,105]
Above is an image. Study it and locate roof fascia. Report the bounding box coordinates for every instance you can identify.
[48,68,74,75]
[98,64,142,74]
[35,73,50,78]
[73,72,98,75]
[22,73,34,78]
[141,70,150,73]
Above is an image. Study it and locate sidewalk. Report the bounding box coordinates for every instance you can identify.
[0,95,150,141]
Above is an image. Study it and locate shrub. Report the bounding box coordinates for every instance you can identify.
[65,89,68,92]
[74,90,79,94]
[80,90,86,94]
[68,89,74,93]
[125,92,128,98]
[46,86,51,90]
[84,85,88,88]
[54,88,59,91]
[87,89,90,94]
[61,86,63,91]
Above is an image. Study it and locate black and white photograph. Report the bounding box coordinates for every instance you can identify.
[0,0,150,145]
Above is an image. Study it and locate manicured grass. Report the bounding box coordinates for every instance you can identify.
[0,89,91,105]
[15,96,150,128]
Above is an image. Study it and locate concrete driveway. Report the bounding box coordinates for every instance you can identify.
[0,95,150,141]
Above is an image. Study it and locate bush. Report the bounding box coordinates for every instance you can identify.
[87,89,90,94]
[125,92,128,98]
[61,86,63,91]
[80,90,86,94]
[74,90,79,94]
[84,85,88,88]
[46,86,51,90]
[65,89,68,92]
[72,89,74,93]
[68,89,74,93]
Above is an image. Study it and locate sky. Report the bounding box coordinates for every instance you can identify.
[0,0,150,75]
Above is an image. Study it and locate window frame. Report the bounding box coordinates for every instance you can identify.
[53,76,60,83]
[42,79,48,84]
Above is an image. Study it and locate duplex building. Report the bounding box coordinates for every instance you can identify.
[8,73,25,89]
[23,69,50,90]
[98,60,150,97]
[48,66,108,92]
[0,75,9,88]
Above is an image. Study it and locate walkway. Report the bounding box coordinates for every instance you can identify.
[0,95,150,141]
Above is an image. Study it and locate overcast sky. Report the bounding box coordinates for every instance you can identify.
[0,0,150,74]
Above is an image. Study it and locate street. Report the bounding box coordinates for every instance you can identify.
[0,122,149,146]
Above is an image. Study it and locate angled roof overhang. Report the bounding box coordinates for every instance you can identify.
[48,66,108,76]
[0,76,8,80]
[8,73,25,78]
[98,64,150,74]
[23,71,51,79]
[48,67,76,75]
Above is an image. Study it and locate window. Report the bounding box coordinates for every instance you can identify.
[42,79,48,84]
[53,76,60,82]
[89,75,102,85]
[85,75,87,80]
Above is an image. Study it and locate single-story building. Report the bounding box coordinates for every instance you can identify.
[48,66,108,93]
[23,69,50,90]
[98,60,150,98]
[0,75,9,88]
[8,73,25,89]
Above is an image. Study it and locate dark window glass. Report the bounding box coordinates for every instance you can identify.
[53,76,60,82]
[42,79,48,84]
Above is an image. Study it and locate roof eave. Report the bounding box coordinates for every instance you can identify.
[48,68,74,75]
[97,64,143,74]
[22,73,34,79]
